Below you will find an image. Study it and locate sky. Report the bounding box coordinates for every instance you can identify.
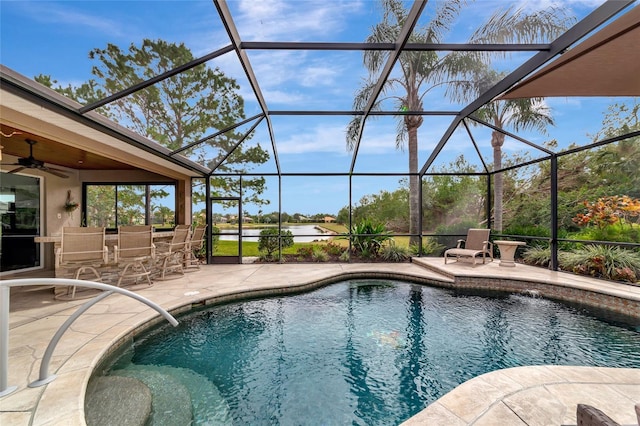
[1,0,634,216]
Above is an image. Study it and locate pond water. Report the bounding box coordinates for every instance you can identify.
[218,224,333,243]
[105,280,640,425]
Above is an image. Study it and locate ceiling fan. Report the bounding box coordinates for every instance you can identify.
[0,139,69,178]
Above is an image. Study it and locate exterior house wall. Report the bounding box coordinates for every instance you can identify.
[1,154,192,275]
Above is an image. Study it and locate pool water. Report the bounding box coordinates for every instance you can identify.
[107,280,640,425]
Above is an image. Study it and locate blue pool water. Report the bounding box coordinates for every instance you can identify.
[107,280,640,425]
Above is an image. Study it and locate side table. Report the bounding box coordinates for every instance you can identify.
[494,240,525,267]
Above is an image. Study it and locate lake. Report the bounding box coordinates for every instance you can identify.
[217,224,334,243]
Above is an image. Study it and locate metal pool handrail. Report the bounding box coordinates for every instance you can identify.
[0,278,178,398]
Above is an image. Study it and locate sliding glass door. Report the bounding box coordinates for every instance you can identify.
[0,172,42,273]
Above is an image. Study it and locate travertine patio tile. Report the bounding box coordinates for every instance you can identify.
[68,313,133,335]
[544,383,640,425]
[437,377,506,423]
[548,365,621,383]
[9,317,67,349]
[474,370,525,396]
[473,401,527,426]
[595,367,640,384]
[0,412,33,425]
[502,385,567,426]
[401,401,466,425]
[500,366,566,388]
[7,345,47,376]
[0,382,43,411]
[33,329,97,359]
[60,333,133,373]
[32,369,88,426]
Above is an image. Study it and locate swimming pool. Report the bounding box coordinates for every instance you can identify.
[104,279,640,425]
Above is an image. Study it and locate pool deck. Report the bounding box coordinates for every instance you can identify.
[2,258,639,425]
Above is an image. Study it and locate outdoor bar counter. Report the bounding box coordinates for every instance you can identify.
[34,231,175,245]
[34,231,176,294]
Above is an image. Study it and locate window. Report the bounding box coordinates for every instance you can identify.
[84,183,175,230]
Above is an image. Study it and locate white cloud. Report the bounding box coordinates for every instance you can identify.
[516,0,605,12]
[300,66,339,87]
[235,0,365,40]
[276,123,350,154]
[260,88,306,104]
[16,2,128,38]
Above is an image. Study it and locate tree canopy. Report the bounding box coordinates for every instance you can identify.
[36,38,271,211]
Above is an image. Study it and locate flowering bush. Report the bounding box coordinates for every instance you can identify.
[559,245,640,283]
[612,267,637,283]
[573,195,640,229]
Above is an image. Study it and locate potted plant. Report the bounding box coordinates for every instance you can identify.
[64,190,79,212]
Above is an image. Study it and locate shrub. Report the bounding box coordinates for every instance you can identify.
[502,224,550,238]
[381,242,410,262]
[339,250,350,262]
[294,246,313,261]
[409,237,445,256]
[571,224,640,243]
[350,219,391,258]
[211,225,220,251]
[502,225,550,249]
[570,195,640,243]
[559,244,640,283]
[522,246,551,267]
[258,228,294,258]
[311,246,329,262]
[258,252,282,262]
[323,241,344,256]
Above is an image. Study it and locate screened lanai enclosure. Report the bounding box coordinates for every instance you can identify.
[0,0,638,275]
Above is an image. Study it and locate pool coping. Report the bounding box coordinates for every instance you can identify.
[3,260,640,425]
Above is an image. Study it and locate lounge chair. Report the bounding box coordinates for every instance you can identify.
[444,228,493,266]
[55,226,108,299]
[114,225,155,287]
[184,224,206,271]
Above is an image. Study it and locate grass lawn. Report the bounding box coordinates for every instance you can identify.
[212,222,412,257]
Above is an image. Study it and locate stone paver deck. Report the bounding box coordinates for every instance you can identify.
[2,259,639,425]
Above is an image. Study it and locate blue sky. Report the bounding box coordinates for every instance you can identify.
[1,0,632,216]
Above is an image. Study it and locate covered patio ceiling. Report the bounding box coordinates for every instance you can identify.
[500,3,640,99]
[0,0,638,180]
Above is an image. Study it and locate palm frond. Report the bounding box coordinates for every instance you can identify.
[422,0,468,44]
[395,119,407,150]
[471,6,574,45]
[346,117,362,152]
[505,98,554,133]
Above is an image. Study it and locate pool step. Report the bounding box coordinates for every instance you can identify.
[85,376,152,426]
[111,367,193,425]
[113,364,233,425]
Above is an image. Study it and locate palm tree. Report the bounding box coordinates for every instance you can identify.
[471,69,554,232]
[346,0,572,244]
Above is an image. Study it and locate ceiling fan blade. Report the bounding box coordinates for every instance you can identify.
[5,141,71,178]
[42,168,69,179]
[43,165,70,173]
